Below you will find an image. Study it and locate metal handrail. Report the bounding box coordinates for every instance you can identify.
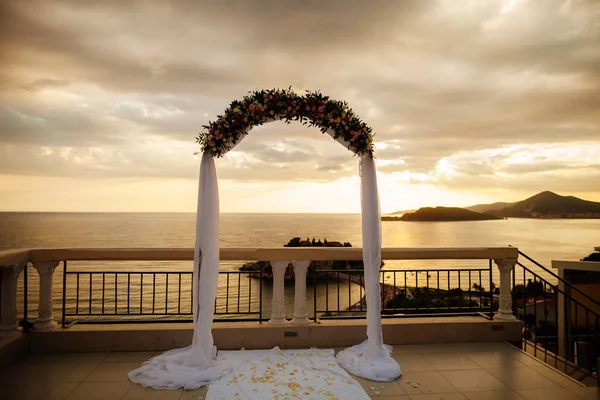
[60,264,266,326]
[514,261,600,382]
[518,250,600,308]
[518,263,600,320]
[313,265,495,320]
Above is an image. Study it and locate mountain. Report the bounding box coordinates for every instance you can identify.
[388,209,417,216]
[390,191,600,219]
[394,207,503,222]
[488,191,600,219]
[466,202,514,214]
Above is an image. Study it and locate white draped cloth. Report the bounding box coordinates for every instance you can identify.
[129,153,228,390]
[335,156,401,381]
[129,120,401,391]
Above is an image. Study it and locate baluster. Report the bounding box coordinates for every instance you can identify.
[494,259,517,321]
[291,260,311,325]
[0,263,26,338]
[268,261,290,326]
[33,260,60,329]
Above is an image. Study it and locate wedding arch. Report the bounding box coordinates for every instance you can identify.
[129,88,401,390]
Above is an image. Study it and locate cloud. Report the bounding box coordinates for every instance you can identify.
[0,0,599,203]
[23,79,70,92]
[414,143,600,193]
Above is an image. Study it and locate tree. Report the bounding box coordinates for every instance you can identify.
[491,281,498,295]
[525,279,545,297]
[286,237,301,247]
[473,283,484,292]
[582,252,600,262]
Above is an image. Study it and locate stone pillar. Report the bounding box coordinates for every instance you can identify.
[494,259,517,321]
[291,260,311,325]
[0,263,26,338]
[33,261,60,329]
[268,261,290,326]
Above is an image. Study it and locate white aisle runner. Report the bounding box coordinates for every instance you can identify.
[206,348,370,400]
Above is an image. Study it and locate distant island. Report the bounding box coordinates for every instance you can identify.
[239,237,371,279]
[383,207,502,222]
[386,191,600,220]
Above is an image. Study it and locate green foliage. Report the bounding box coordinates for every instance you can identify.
[197,88,375,158]
[582,252,600,262]
[511,279,550,299]
[385,287,480,309]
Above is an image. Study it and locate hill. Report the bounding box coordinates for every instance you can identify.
[466,201,514,214]
[397,207,503,222]
[388,209,417,216]
[488,191,600,218]
[390,191,600,219]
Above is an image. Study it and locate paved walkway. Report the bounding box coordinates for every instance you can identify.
[0,342,598,399]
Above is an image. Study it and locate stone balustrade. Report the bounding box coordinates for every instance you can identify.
[267,260,312,326]
[0,247,520,337]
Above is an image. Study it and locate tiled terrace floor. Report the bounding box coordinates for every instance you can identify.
[0,342,598,400]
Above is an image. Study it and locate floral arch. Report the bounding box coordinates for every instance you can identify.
[129,89,401,390]
[197,88,375,158]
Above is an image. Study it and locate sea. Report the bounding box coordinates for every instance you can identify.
[1,212,598,320]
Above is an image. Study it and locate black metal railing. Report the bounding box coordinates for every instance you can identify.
[59,260,496,326]
[518,250,600,309]
[313,264,495,321]
[61,261,264,326]
[19,264,30,330]
[514,252,599,383]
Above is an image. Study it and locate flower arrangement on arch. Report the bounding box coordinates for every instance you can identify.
[197,88,375,158]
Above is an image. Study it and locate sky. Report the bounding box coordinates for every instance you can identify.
[0,0,599,213]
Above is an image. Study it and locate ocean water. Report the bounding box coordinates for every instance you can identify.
[1,212,597,265]
[1,213,598,321]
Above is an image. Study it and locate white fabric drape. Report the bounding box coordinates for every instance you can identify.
[189,153,221,367]
[336,156,402,381]
[129,117,401,390]
[128,153,229,390]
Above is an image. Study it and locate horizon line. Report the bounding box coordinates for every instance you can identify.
[0,211,365,215]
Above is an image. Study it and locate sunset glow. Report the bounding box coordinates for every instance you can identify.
[1,0,599,213]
